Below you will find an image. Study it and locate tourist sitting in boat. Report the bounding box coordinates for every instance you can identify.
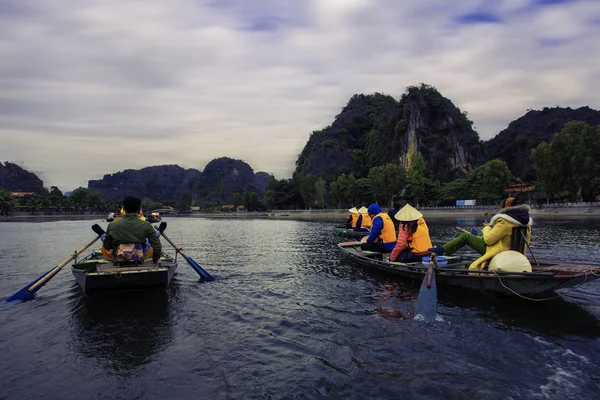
[100,196,162,264]
[346,207,359,229]
[389,204,433,262]
[353,206,372,232]
[360,203,397,253]
[429,197,533,270]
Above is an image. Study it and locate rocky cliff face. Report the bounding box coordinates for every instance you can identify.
[294,85,484,182]
[485,106,600,180]
[0,162,45,193]
[295,93,398,181]
[389,85,483,180]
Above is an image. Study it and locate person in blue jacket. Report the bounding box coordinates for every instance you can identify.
[360,203,397,253]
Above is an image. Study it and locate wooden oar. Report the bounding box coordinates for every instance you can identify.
[161,232,215,281]
[414,253,438,322]
[6,235,101,302]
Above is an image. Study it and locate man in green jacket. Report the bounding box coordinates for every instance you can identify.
[103,196,162,263]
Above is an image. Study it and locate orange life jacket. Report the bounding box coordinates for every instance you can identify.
[406,218,433,253]
[374,212,396,243]
[360,214,372,229]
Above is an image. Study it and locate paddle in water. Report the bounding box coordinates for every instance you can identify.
[161,232,215,281]
[414,253,438,322]
[6,235,101,302]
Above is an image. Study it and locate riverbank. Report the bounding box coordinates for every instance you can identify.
[179,205,600,221]
[2,205,599,222]
[0,213,106,222]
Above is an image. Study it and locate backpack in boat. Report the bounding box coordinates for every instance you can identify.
[114,243,145,262]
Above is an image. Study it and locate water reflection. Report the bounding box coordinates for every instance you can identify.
[436,287,600,338]
[69,287,176,374]
[369,279,415,322]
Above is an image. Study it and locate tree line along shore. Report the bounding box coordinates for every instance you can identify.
[2,203,599,223]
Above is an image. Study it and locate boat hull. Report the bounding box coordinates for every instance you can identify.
[72,252,177,294]
[338,241,600,297]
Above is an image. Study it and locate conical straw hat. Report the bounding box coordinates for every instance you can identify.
[348,207,358,214]
[358,206,368,214]
[394,203,423,221]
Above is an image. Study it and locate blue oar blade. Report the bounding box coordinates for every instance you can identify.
[182,254,215,282]
[414,265,437,322]
[5,266,59,302]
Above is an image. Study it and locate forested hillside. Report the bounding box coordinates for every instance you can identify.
[294,84,483,183]
[0,162,45,194]
[485,106,600,180]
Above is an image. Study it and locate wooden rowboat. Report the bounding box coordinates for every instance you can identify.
[71,251,178,294]
[338,241,600,297]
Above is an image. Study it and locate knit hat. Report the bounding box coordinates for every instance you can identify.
[394,203,423,221]
[348,207,358,214]
[367,203,381,215]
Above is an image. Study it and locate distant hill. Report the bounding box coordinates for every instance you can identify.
[88,158,268,204]
[88,165,201,202]
[196,157,260,203]
[254,172,271,198]
[294,85,484,182]
[485,106,600,181]
[0,162,45,194]
[295,93,398,181]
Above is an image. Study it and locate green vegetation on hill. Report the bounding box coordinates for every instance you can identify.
[4,83,600,212]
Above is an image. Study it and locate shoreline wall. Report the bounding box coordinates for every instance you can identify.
[2,203,600,222]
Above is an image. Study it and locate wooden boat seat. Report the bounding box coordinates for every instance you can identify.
[96,263,161,273]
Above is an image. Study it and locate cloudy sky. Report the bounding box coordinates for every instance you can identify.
[1,0,599,191]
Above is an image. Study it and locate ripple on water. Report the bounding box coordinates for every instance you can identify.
[0,218,599,399]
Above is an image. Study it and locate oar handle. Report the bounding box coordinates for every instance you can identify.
[28,235,101,292]
[161,232,182,254]
[455,226,471,234]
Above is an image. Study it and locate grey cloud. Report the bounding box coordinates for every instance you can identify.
[0,0,599,190]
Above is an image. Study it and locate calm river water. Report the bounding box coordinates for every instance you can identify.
[1,216,599,399]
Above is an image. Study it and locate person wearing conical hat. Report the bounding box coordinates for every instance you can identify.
[352,206,372,232]
[360,203,397,253]
[346,207,359,229]
[389,203,433,262]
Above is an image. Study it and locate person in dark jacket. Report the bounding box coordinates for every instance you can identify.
[103,196,162,263]
[429,197,533,270]
[387,202,401,231]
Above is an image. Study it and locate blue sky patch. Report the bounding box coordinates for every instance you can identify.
[538,37,570,46]
[455,12,502,24]
[532,0,578,6]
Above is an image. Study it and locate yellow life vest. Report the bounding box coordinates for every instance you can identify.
[350,214,359,228]
[374,212,396,243]
[119,207,146,221]
[407,218,433,253]
[360,214,372,229]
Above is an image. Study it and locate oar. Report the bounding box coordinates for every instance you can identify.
[161,232,215,281]
[414,253,438,322]
[6,235,101,302]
